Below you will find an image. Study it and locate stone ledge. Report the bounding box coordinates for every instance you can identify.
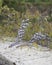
[0,42,52,65]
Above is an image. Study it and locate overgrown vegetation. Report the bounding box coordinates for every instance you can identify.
[0,5,21,37]
[0,0,52,48]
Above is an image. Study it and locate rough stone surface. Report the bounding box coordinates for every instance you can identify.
[0,41,52,65]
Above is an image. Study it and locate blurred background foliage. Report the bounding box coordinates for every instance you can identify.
[0,0,52,37]
[0,0,52,48]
